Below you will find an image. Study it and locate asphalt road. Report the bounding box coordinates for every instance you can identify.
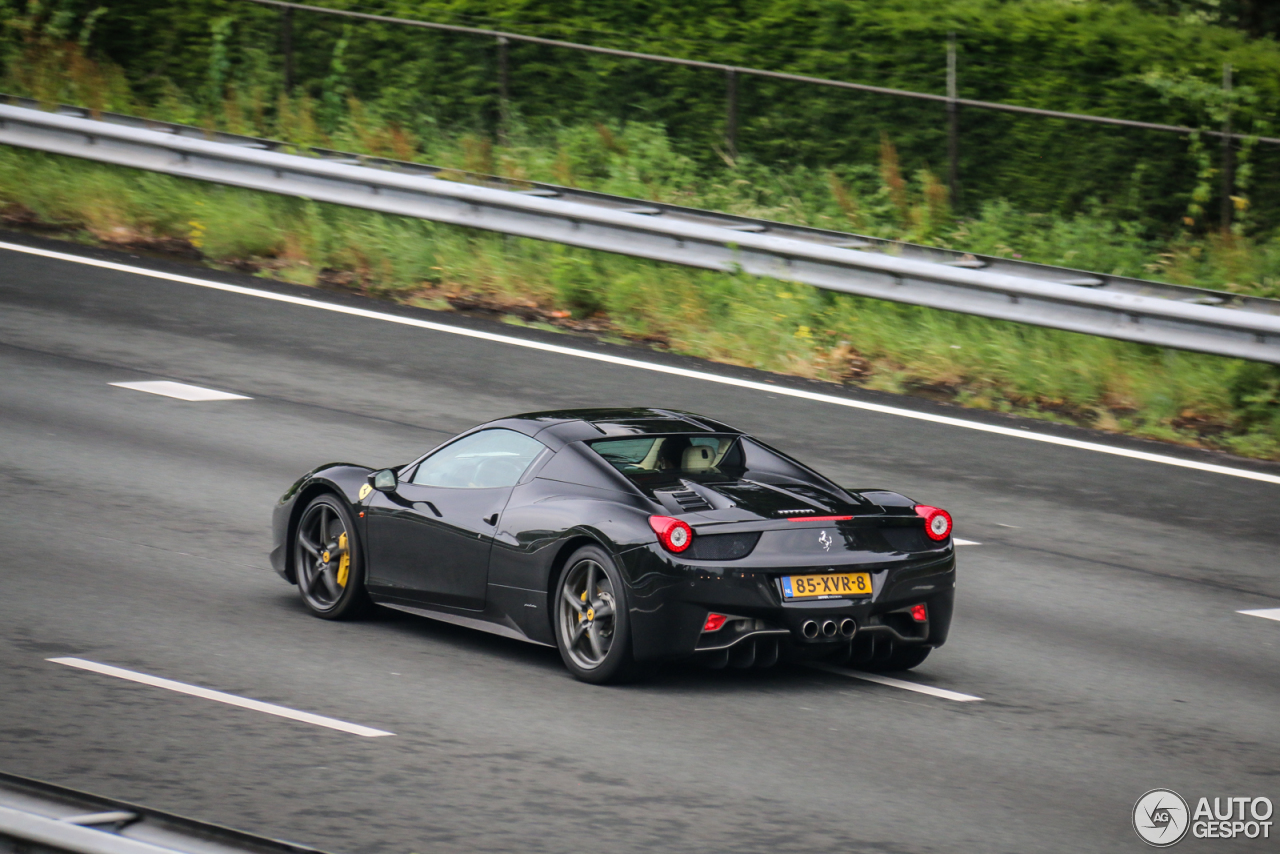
[1,232,1278,854]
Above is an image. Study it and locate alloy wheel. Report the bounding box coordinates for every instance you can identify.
[295,500,351,612]
[557,559,617,670]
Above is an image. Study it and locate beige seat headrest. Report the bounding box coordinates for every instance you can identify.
[682,445,715,471]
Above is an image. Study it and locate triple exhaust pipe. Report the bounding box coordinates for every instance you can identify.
[801,618,856,640]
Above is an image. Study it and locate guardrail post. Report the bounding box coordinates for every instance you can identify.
[725,68,738,161]
[497,36,510,144]
[947,32,959,207]
[281,8,295,94]
[1220,62,1233,231]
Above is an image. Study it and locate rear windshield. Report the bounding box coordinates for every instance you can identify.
[588,434,742,480]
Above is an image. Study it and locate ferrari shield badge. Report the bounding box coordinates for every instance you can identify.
[358,483,373,500]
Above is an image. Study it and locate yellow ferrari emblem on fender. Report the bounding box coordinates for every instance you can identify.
[358,483,373,500]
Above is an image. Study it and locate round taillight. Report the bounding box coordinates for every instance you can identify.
[914,505,953,541]
[648,515,694,553]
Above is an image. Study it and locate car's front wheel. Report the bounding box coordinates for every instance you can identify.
[553,545,643,684]
[294,494,370,620]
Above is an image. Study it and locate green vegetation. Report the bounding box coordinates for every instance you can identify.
[4,144,1278,460]
[6,0,1280,229]
[2,0,1280,459]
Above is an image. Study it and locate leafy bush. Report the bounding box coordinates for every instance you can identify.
[12,0,1279,232]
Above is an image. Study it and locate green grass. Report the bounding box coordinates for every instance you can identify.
[2,144,1279,461]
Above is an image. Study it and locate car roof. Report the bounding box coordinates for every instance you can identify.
[502,408,744,443]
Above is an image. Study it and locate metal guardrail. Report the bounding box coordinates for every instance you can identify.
[6,95,1273,313]
[2,101,1279,363]
[0,770,332,854]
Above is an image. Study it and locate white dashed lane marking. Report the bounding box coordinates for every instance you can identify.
[808,663,984,702]
[953,538,981,546]
[1238,608,1280,623]
[48,658,393,737]
[110,380,250,401]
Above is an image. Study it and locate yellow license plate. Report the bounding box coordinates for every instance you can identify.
[781,572,872,599]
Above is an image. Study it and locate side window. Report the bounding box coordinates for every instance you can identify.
[591,437,658,470]
[412,429,546,489]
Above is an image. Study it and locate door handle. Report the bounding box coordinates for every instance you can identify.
[414,500,442,517]
[483,513,499,526]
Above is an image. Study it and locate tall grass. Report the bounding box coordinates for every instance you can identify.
[5,23,1280,299]
[3,145,1278,460]
[177,100,1280,302]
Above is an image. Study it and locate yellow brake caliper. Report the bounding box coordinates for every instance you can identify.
[336,532,350,588]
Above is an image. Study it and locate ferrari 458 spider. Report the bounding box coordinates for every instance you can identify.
[271,408,956,683]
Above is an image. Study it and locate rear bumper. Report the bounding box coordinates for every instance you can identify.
[620,544,956,662]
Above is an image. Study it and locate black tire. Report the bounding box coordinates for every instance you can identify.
[552,545,645,684]
[293,494,370,620]
[863,644,931,672]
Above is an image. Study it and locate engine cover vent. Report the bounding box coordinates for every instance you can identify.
[664,489,713,512]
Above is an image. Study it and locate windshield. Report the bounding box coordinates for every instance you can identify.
[588,434,742,480]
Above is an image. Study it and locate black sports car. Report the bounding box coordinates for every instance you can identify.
[271,408,956,683]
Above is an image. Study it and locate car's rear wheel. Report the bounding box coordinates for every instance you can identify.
[864,643,931,672]
[553,545,643,684]
[294,494,369,620]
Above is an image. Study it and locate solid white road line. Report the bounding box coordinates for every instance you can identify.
[48,657,393,737]
[809,663,984,702]
[953,538,981,546]
[109,380,250,401]
[1237,608,1280,622]
[6,240,1280,486]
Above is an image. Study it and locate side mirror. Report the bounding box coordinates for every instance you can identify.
[371,469,398,492]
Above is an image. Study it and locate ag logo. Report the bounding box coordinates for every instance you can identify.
[1134,789,1190,847]
[818,531,833,551]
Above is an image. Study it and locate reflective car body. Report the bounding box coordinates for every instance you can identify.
[271,408,956,670]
